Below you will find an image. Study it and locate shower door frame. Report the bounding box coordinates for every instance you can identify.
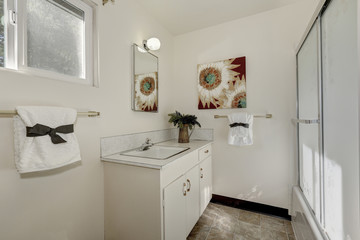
[295,12,328,240]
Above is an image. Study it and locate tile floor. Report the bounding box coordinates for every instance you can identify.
[187,203,295,240]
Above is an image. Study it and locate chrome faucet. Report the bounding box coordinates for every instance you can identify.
[139,138,153,151]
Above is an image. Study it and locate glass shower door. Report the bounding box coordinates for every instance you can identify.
[321,0,358,238]
[296,18,322,222]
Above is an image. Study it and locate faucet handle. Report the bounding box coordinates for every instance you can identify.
[145,138,151,144]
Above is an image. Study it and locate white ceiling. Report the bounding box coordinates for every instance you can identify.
[135,0,302,35]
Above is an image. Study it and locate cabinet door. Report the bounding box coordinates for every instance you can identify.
[164,175,187,240]
[185,165,200,236]
[199,156,212,215]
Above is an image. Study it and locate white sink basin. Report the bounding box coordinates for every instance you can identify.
[120,145,190,160]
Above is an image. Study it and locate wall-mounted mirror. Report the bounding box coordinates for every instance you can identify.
[132,44,158,112]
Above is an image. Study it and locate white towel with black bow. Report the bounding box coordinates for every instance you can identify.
[227,112,253,146]
[14,106,81,173]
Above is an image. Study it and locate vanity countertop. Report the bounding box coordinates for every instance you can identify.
[101,140,212,169]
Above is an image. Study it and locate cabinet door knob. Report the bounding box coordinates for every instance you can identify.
[186,179,191,192]
[200,174,203,179]
[183,183,187,196]
[204,150,209,153]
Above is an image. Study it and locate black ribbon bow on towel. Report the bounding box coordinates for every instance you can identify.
[229,122,249,128]
[26,124,74,144]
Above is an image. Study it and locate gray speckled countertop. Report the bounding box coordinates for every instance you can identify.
[101,140,212,169]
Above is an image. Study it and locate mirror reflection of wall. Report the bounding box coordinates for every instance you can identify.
[132,44,158,112]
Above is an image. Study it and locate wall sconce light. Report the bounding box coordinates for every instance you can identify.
[137,46,148,53]
[143,37,161,51]
[103,0,115,5]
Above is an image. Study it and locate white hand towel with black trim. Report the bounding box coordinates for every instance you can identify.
[14,106,81,173]
[227,112,253,146]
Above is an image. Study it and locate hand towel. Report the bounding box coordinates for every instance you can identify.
[227,112,253,146]
[14,106,81,173]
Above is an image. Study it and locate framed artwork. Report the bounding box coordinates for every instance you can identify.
[134,72,158,111]
[198,56,246,109]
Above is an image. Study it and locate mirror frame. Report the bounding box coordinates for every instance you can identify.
[132,43,159,113]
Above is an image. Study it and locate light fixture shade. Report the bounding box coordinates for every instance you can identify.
[144,37,161,51]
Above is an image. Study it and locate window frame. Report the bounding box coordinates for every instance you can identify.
[1,0,98,86]
[4,0,17,69]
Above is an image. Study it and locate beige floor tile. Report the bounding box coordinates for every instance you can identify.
[212,214,237,233]
[233,232,260,240]
[189,203,296,240]
[186,224,210,240]
[234,220,261,239]
[238,210,260,225]
[208,202,224,211]
[260,215,286,233]
[217,204,240,218]
[206,203,225,217]
[260,215,285,225]
[261,228,288,240]
[207,203,222,212]
[197,207,217,227]
[284,221,294,235]
[287,233,296,240]
[206,227,234,240]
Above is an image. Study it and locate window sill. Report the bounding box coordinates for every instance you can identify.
[0,66,98,87]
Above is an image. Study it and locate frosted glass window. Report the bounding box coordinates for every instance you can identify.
[26,0,85,78]
[0,0,4,67]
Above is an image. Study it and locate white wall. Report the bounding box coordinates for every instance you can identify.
[0,1,174,239]
[171,0,320,209]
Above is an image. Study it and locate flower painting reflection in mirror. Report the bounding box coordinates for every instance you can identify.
[134,72,158,111]
[198,56,246,109]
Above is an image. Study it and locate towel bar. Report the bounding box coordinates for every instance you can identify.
[0,110,100,118]
[214,114,272,119]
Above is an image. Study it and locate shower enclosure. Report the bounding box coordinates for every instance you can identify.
[293,0,359,239]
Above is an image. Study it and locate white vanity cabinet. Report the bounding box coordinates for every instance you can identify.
[199,155,212,215]
[103,141,212,240]
[164,165,200,240]
[164,175,187,240]
[185,165,200,235]
[198,144,212,215]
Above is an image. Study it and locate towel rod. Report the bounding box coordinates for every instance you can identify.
[0,110,100,118]
[214,113,272,119]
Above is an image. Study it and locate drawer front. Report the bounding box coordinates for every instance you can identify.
[162,150,198,188]
[199,144,212,162]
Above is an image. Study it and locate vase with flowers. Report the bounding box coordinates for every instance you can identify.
[168,111,201,143]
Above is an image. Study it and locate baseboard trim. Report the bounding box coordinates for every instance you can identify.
[211,194,291,220]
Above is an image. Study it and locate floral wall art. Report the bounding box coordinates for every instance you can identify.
[134,72,158,111]
[198,56,246,109]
